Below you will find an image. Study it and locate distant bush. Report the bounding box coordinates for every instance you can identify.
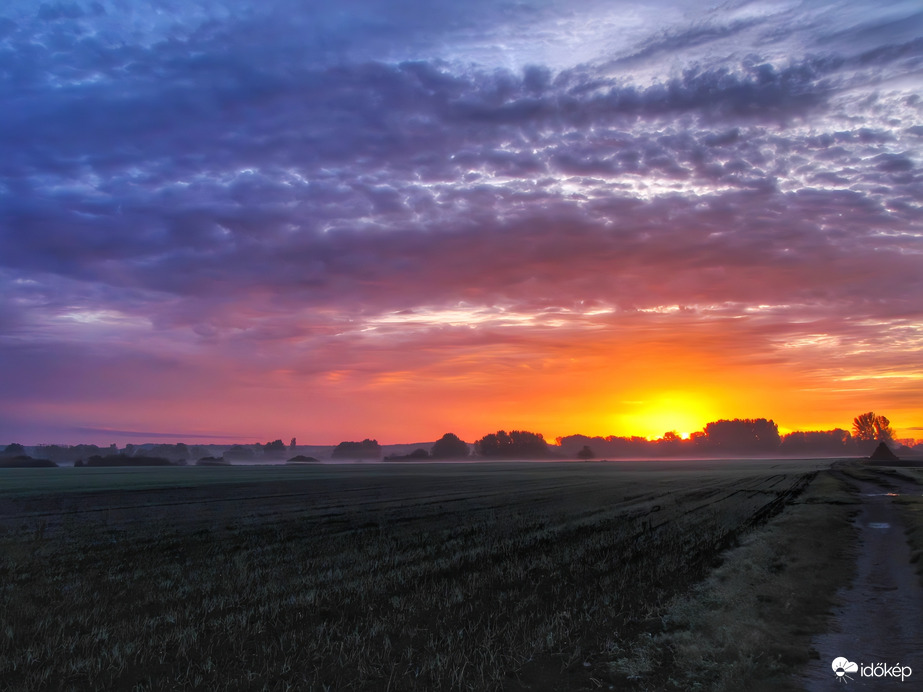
[143,443,190,460]
[224,445,257,460]
[287,455,319,463]
[196,457,230,466]
[332,439,381,459]
[386,449,430,461]
[0,455,58,468]
[430,433,470,459]
[80,454,176,467]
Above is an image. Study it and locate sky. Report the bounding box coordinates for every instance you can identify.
[0,0,921,445]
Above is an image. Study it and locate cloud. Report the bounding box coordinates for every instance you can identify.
[0,0,921,441]
[68,427,244,440]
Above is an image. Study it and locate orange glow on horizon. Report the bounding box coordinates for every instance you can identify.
[611,391,721,441]
[9,308,921,447]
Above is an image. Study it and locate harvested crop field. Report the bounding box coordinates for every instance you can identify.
[1,459,830,690]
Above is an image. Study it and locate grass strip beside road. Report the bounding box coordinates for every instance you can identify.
[892,468,923,582]
[613,469,860,691]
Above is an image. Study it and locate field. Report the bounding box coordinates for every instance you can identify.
[0,459,834,690]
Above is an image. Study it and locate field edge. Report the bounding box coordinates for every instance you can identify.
[609,469,860,691]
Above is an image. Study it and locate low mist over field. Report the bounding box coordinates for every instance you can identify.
[4,411,922,469]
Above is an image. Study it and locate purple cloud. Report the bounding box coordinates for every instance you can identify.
[0,0,921,442]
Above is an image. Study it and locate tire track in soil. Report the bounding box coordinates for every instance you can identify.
[799,475,923,690]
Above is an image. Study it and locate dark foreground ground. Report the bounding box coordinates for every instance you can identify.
[0,459,885,690]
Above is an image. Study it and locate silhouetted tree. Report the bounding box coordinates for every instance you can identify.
[2,443,25,457]
[197,456,229,466]
[84,454,174,467]
[332,439,381,459]
[780,429,851,456]
[0,455,57,468]
[225,445,256,460]
[430,433,470,459]
[290,437,297,450]
[656,431,686,456]
[556,434,650,458]
[577,445,594,460]
[852,412,894,442]
[71,444,102,459]
[147,443,189,460]
[264,439,286,453]
[703,419,781,454]
[474,430,549,458]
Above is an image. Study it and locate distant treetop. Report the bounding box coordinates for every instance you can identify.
[430,433,470,459]
[576,445,594,460]
[852,412,894,443]
[474,430,549,458]
[703,418,781,452]
[332,439,382,459]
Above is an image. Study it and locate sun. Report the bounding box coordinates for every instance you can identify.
[615,391,717,440]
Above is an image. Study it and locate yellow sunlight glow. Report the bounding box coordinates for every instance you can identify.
[616,392,717,440]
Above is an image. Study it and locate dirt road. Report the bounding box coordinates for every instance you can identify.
[799,474,923,689]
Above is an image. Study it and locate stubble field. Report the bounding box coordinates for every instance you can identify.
[0,459,831,690]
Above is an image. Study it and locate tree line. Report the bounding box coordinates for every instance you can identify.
[3,411,917,465]
[558,412,908,459]
[334,413,913,460]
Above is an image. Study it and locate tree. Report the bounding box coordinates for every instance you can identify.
[148,443,189,460]
[577,445,594,460]
[430,433,470,459]
[332,439,381,459]
[474,430,549,458]
[225,445,256,460]
[264,439,286,453]
[703,419,781,453]
[779,429,851,455]
[852,412,894,442]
